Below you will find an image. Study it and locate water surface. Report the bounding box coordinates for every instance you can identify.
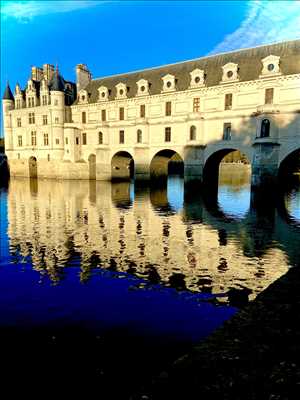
[0,167,300,397]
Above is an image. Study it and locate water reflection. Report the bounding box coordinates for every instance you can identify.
[4,169,300,301]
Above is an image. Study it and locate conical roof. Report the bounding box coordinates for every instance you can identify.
[2,82,14,100]
[50,68,65,92]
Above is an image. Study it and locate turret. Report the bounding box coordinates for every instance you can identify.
[2,81,14,103]
[2,82,14,117]
[76,64,91,92]
[49,67,65,151]
[2,82,14,151]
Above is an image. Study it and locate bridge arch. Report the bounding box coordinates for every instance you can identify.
[203,147,252,185]
[111,151,134,181]
[278,147,300,183]
[28,156,38,178]
[150,149,184,180]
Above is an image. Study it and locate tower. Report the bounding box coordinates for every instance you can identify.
[49,67,65,159]
[2,82,14,151]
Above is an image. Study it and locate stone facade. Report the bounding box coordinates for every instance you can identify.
[2,40,300,187]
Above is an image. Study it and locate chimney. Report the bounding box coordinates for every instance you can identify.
[31,66,43,81]
[76,64,91,91]
[43,64,55,81]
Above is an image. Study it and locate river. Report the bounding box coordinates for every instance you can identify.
[0,165,299,397]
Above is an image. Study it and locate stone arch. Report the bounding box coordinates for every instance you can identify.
[28,156,37,178]
[111,151,134,181]
[203,147,251,187]
[88,154,96,180]
[278,147,300,183]
[150,149,184,180]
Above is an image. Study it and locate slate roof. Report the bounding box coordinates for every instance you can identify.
[49,72,65,91]
[2,83,14,100]
[80,39,300,104]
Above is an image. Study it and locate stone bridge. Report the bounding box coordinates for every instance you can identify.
[95,108,300,190]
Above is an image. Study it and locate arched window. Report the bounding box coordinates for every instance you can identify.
[190,126,196,141]
[260,119,270,138]
[82,112,86,124]
[137,129,142,143]
[98,131,103,144]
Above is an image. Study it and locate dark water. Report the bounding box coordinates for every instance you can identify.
[0,167,300,397]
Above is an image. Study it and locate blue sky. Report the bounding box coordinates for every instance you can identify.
[1,0,300,137]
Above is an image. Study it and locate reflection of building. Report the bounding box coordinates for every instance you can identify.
[2,41,300,186]
[7,178,290,298]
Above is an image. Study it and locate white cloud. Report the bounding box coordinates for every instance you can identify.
[0,1,107,22]
[210,0,300,54]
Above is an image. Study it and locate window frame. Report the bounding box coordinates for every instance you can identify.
[224,93,233,110]
[119,130,125,144]
[165,101,172,116]
[165,127,171,142]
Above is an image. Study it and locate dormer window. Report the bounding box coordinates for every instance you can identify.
[78,89,88,103]
[98,86,109,101]
[136,79,150,96]
[190,69,205,88]
[221,63,239,83]
[260,55,281,77]
[115,83,127,99]
[161,74,176,92]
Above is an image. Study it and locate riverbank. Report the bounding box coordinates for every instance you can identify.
[132,264,300,400]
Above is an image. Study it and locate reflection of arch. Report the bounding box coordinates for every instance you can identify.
[29,156,37,178]
[111,151,134,181]
[88,154,96,180]
[278,147,300,184]
[203,148,251,189]
[111,181,133,209]
[150,149,184,180]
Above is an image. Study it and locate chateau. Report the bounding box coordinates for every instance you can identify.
[2,39,300,186]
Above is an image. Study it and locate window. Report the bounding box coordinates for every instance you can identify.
[29,112,35,124]
[190,126,196,141]
[265,88,274,104]
[31,131,37,146]
[165,127,171,142]
[65,137,69,145]
[98,131,103,144]
[47,154,50,162]
[82,132,87,145]
[54,99,58,106]
[193,98,200,112]
[42,95,48,106]
[43,115,48,125]
[140,104,145,118]
[137,129,142,143]
[18,153,20,159]
[28,97,34,107]
[119,107,124,121]
[44,134,49,146]
[18,136,22,147]
[55,117,59,124]
[165,101,172,116]
[17,118,21,127]
[223,123,232,140]
[82,112,86,123]
[76,137,79,145]
[225,93,232,110]
[101,109,106,122]
[16,99,21,109]
[55,139,59,145]
[260,119,270,138]
[119,130,125,144]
